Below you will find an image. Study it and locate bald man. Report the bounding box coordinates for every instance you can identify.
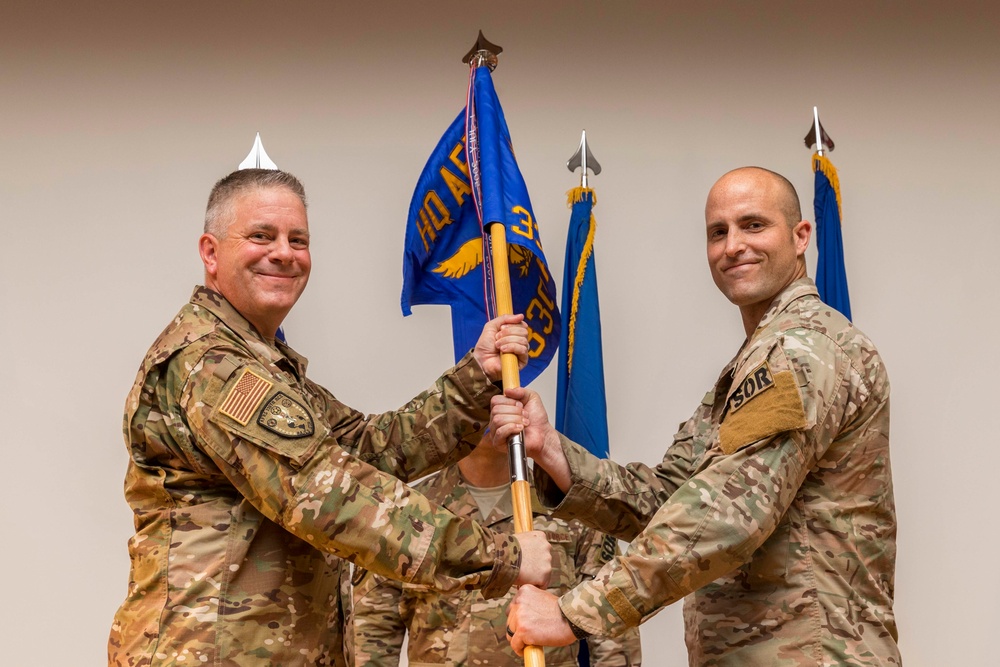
[493,167,899,665]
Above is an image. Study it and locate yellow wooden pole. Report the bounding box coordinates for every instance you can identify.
[463,33,545,664]
[488,221,545,667]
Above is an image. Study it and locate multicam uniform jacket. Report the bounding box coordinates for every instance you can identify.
[109,287,522,667]
[346,465,642,667]
[536,278,898,666]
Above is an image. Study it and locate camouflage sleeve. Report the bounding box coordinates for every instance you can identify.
[534,424,699,542]
[558,335,855,637]
[573,526,643,666]
[315,351,499,482]
[183,351,520,599]
[349,570,407,667]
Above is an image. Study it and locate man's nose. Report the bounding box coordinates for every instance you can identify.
[725,230,746,257]
[269,236,294,262]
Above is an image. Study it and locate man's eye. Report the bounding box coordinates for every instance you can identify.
[291,238,309,248]
[250,233,269,241]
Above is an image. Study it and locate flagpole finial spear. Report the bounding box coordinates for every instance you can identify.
[805,107,835,156]
[239,132,278,170]
[567,130,602,188]
[462,30,502,70]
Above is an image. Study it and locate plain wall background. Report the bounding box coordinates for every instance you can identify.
[3,1,998,664]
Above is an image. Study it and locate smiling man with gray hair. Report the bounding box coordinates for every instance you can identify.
[108,166,552,667]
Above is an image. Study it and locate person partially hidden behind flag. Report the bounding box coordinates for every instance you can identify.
[491,167,899,665]
[108,168,553,667]
[344,426,642,667]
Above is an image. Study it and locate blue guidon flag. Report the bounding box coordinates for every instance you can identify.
[812,153,852,321]
[556,187,609,459]
[401,65,559,385]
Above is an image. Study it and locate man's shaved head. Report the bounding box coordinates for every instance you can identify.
[715,166,802,226]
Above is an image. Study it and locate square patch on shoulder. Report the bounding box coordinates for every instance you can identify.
[257,392,315,439]
[219,368,274,425]
[727,362,775,414]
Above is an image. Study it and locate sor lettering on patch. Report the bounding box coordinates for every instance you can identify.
[599,535,617,564]
[257,392,315,438]
[728,362,775,413]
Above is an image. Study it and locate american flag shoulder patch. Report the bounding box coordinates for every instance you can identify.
[219,368,273,425]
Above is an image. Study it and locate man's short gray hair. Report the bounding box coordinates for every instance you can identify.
[204,169,308,237]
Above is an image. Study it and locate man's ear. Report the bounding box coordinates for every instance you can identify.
[793,219,812,257]
[199,233,219,277]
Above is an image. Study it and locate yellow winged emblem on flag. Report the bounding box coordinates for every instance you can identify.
[433,239,482,279]
[433,238,534,279]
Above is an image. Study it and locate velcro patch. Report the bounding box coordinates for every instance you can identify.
[218,368,273,425]
[719,370,806,455]
[257,392,315,439]
[728,362,775,413]
[607,588,642,627]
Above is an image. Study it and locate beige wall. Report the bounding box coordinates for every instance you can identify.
[3,1,998,664]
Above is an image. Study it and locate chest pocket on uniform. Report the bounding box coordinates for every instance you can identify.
[208,365,324,468]
[541,528,575,591]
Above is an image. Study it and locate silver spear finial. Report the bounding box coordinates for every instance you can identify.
[567,130,602,188]
[238,132,278,170]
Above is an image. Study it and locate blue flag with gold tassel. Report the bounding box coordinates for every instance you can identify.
[401,65,559,384]
[812,154,852,321]
[556,187,609,458]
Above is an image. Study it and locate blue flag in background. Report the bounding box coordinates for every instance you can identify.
[401,66,559,385]
[556,187,609,458]
[813,154,852,321]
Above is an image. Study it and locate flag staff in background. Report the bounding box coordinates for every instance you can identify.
[464,33,547,667]
[561,132,612,667]
[558,131,609,459]
[805,107,852,320]
[238,133,286,343]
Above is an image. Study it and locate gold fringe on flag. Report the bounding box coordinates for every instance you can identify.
[564,187,598,373]
[812,153,843,221]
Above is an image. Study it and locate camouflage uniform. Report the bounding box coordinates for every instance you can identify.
[109,287,522,667]
[346,465,642,667]
[535,278,898,666]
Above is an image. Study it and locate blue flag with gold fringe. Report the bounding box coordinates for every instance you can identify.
[812,154,852,321]
[401,65,559,385]
[556,187,609,458]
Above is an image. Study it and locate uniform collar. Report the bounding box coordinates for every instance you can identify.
[190,286,309,378]
[436,465,544,526]
[718,277,819,383]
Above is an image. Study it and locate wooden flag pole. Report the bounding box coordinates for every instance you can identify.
[464,32,544,665]
[488,221,545,667]
[487,222,531,531]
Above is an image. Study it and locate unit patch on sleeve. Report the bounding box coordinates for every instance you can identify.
[257,392,315,438]
[719,367,806,455]
[219,368,274,425]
